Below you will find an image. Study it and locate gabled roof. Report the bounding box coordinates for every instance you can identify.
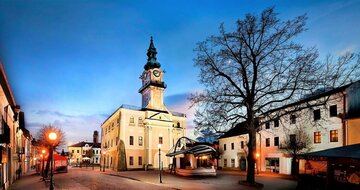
[69,141,101,148]
[218,122,248,139]
[299,143,360,160]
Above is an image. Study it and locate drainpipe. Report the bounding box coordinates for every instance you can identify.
[342,94,347,146]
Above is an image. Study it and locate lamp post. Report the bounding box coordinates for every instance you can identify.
[158,144,162,183]
[41,149,46,179]
[48,132,57,190]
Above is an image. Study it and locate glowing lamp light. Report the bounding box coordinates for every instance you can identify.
[42,149,46,154]
[256,153,260,158]
[157,144,161,149]
[49,132,57,141]
[103,151,106,155]
[34,158,37,161]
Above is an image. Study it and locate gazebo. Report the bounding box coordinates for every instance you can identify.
[166,137,218,177]
[298,143,360,189]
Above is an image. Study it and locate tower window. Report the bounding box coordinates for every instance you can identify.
[130,117,134,124]
[159,137,163,144]
[177,122,180,128]
[138,117,143,125]
[231,143,234,150]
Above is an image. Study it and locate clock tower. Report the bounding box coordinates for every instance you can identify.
[139,37,167,111]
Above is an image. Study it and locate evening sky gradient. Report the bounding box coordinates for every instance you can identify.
[0,0,359,148]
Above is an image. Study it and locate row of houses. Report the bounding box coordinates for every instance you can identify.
[68,131,102,165]
[0,64,36,190]
[218,81,360,175]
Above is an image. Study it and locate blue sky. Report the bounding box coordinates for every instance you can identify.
[0,0,359,147]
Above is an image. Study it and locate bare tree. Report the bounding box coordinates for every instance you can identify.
[280,127,312,176]
[190,7,360,184]
[35,124,65,177]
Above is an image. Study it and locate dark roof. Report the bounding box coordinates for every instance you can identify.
[69,141,101,148]
[219,122,248,139]
[0,64,16,107]
[265,82,355,114]
[299,143,360,160]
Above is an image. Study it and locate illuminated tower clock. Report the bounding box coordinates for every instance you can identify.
[139,37,167,111]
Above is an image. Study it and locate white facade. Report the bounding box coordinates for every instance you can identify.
[219,90,350,175]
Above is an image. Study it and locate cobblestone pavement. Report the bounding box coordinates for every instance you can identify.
[9,167,297,190]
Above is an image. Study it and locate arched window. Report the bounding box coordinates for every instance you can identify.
[177,122,180,128]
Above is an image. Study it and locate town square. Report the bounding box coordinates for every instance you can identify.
[0,0,360,190]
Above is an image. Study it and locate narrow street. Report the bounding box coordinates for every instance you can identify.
[9,167,297,190]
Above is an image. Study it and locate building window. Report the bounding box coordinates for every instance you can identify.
[159,137,163,144]
[274,119,279,127]
[130,136,134,145]
[290,134,296,146]
[224,159,227,167]
[274,137,279,146]
[138,156,142,166]
[330,105,337,117]
[138,117,143,125]
[117,117,120,124]
[129,156,133,165]
[116,137,119,146]
[130,116,134,124]
[231,159,235,167]
[290,115,296,124]
[111,122,114,130]
[96,158,98,163]
[265,122,270,129]
[138,136,143,146]
[266,138,270,147]
[231,143,234,150]
[330,130,338,142]
[77,150,79,153]
[224,144,226,151]
[72,150,74,153]
[177,122,180,128]
[314,109,321,121]
[314,131,321,143]
[111,139,113,147]
[240,141,244,149]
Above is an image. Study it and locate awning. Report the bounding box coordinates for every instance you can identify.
[166,145,216,157]
[299,143,360,160]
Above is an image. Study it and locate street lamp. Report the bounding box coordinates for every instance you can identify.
[48,132,57,190]
[256,153,260,175]
[158,144,162,183]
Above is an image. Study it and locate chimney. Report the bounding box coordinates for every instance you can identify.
[93,130,99,144]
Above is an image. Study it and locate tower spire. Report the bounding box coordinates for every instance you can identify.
[144,36,161,70]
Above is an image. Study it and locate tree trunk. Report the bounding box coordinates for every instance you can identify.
[246,125,257,184]
[291,156,298,176]
[44,153,51,177]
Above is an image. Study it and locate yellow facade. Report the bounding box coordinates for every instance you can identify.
[100,38,186,170]
[347,118,360,145]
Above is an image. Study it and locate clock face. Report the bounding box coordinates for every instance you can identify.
[153,70,160,77]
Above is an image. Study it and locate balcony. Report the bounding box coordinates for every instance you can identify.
[0,121,10,144]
